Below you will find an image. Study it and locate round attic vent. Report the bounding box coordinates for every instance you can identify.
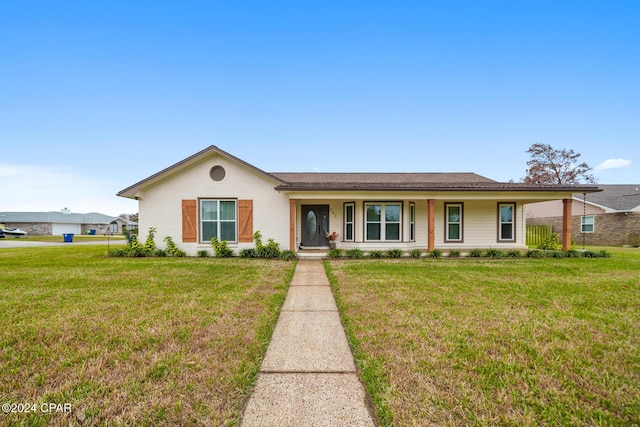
[210,165,226,181]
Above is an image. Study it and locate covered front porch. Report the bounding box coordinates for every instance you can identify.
[286,196,576,253]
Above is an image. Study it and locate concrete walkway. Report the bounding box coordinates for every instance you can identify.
[240,259,376,426]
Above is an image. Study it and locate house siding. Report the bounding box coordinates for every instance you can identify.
[434,200,525,249]
[138,153,289,255]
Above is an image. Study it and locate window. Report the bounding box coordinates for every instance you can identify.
[110,223,118,234]
[445,203,463,242]
[365,203,402,241]
[344,203,354,241]
[581,215,594,233]
[498,203,515,241]
[409,202,415,241]
[201,199,236,242]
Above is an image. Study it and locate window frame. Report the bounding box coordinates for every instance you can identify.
[344,202,355,242]
[200,199,238,243]
[581,215,595,233]
[364,202,403,242]
[444,203,463,243]
[497,202,516,242]
[409,202,416,241]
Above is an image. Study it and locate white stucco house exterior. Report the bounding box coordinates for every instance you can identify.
[117,146,600,256]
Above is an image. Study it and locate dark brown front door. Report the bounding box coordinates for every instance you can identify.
[301,205,329,247]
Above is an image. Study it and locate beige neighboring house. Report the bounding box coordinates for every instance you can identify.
[117,146,600,256]
[527,185,640,246]
[0,209,137,236]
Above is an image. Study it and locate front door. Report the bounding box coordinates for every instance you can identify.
[301,205,330,247]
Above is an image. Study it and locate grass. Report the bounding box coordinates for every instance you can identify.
[0,245,294,426]
[326,247,640,426]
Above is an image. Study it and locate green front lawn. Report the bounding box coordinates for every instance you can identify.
[0,245,294,426]
[327,248,640,426]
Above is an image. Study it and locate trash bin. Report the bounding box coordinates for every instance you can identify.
[88,229,96,235]
[63,233,74,242]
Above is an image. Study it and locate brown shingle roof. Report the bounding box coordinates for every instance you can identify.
[272,172,601,192]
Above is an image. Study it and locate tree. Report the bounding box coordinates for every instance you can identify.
[523,143,596,184]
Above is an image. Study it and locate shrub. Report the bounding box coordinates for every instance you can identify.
[144,227,157,253]
[538,232,561,250]
[469,249,483,258]
[155,248,168,257]
[164,236,186,257]
[211,237,234,258]
[253,231,281,258]
[527,249,547,258]
[327,248,343,259]
[239,248,258,258]
[368,250,385,259]
[484,248,504,259]
[546,250,566,258]
[506,250,522,258]
[281,250,298,261]
[409,249,423,258]
[196,250,210,257]
[386,249,403,258]
[259,239,281,258]
[448,249,461,258]
[565,249,583,258]
[346,248,365,259]
[627,233,640,247]
[430,249,443,259]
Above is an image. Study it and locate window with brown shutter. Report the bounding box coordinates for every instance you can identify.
[238,199,254,242]
[182,199,197,242]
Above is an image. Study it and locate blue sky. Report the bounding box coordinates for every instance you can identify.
[1,1,638,216]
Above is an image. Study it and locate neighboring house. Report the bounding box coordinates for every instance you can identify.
[526,185,640,246]
[117,146,600,256]
[0,209,137,236]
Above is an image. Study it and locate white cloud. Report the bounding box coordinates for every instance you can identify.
[595,158,632,171]
[0,163,137,216]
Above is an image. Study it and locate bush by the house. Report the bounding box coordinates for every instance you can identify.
[368,250,385,259]
[281,250,298,261]
[211,237,234,258]
[448,249,461,258]
[327,248,343,259]
[430,249,443,258]
[386,249,403,258]
[538,232,561,250]
[469,249,483,258]
[253,231,281,258]
[346,248,365,259]
[527,249,547,258]
[163,236,186,257]
[484,248,504,259]
[239,248,258,258]
[197,250,210,257]
[409,249,423,258]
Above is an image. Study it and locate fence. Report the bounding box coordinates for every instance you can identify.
[526,224,552,246]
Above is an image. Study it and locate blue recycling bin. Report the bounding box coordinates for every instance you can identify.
[63,233,74,242]
[88,229,96,235]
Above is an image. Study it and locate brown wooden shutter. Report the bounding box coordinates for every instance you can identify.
[238,199,254,242]
[182,199,197,242]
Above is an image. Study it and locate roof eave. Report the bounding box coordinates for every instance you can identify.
[117,145,288,199]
